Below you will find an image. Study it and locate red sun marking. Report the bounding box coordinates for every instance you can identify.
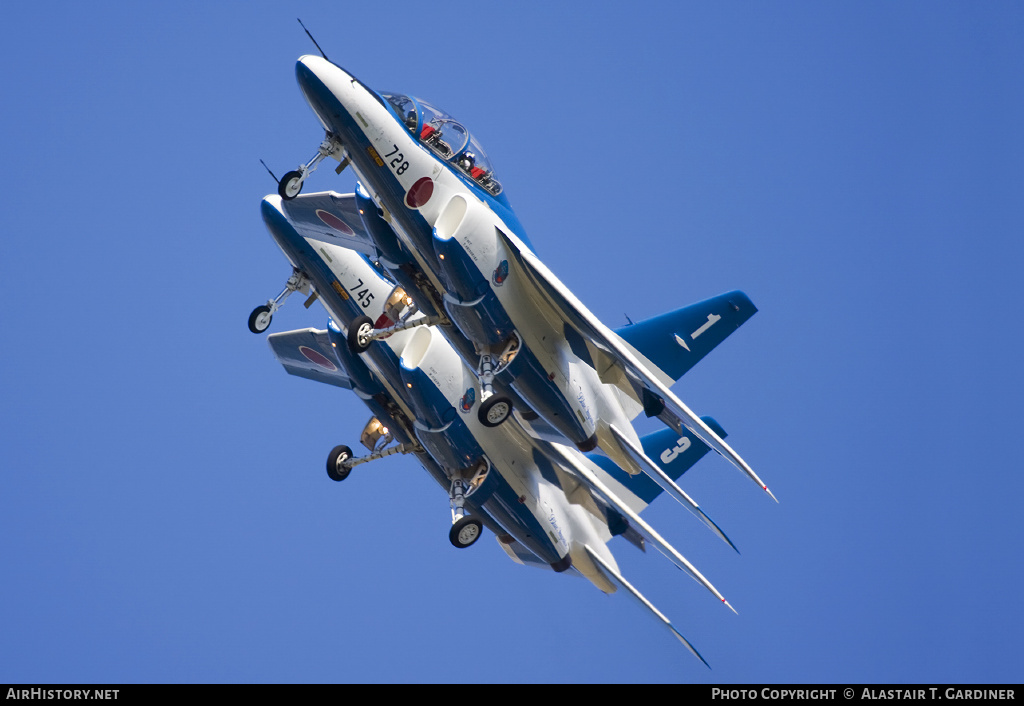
[405,177,434,209]
[299,346,338,371]
[316,210,355,236]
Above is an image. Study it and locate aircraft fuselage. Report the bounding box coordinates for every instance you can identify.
[293,56,648,464]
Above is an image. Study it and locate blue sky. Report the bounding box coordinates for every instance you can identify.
[2,1,1022,684]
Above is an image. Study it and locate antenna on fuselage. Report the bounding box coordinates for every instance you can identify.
[297,18,328,61]
[259,159,280,185]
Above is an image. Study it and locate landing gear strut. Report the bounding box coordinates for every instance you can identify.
[278,135,344,201]
[345,313,447,353]
[476,352,513,427]
[447,478,483,548]
[324,438,422,482]
[447,461,490,548]
[247,270,312,334]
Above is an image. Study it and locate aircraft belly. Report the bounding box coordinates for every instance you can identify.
[501,344,591,445]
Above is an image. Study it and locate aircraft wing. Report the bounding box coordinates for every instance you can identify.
[267,328,353,389]
[272,191,379,256]
[496,228,777,502]
[583,546,710,667]
[544,442,736,613]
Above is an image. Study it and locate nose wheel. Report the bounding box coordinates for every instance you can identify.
[247,270,312,334]
[248,305,274,334]
[278,136,344,201]
[278,170,305,200]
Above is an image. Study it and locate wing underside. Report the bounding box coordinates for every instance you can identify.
[273,191,379,256]
[543,442,736,614]
[267,328,353,389]
[496,228,776,503]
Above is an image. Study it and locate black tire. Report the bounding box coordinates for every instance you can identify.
[478,395,513,428]
[248,305,273,334]
[449,516,483,548]
[347,315,374,353]
[326,445,353,482]
[278,170,304,200]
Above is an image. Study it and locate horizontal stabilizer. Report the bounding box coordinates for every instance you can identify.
[608,425,737,553]
[584,546,710,668]
[614,292,757,383]
[267,328,352,389]
[272,191,379,256]
[496,227,775,503]
[544,443,735,612]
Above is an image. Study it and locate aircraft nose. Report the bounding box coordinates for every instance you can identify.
[296,54,358,93]
[296,54,333,94]
[295,54,364,133]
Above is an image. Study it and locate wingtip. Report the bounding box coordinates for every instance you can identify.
[723,599,739,615]
[765,486,779,503]
[700,509,740,554]
[671,627,712,669]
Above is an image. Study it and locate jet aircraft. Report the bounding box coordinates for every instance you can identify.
[266,53,777,505]
[251,192,760,665]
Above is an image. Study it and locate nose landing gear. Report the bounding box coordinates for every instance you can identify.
[247,270,312,334]
[278,135,345,201]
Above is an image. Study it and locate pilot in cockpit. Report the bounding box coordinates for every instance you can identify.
[458,151,487,181]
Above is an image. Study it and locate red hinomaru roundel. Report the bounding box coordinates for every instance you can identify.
[299,346,338,371]
[316,210,356,236]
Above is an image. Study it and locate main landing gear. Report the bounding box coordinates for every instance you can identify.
[448,471,487,549]
[475,352,513,428]
[344,313,448,353]
[325,417,422,482]
[450,514,483,549]
[473,335,522,428]
[278,135,345,201]
[343,285,447,353]
[247,270,313,334]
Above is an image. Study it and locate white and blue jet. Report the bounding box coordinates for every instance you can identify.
[260,51,777,505]
[253,192,763,665]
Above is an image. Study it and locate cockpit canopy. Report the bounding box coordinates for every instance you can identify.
[382,93,502,196]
